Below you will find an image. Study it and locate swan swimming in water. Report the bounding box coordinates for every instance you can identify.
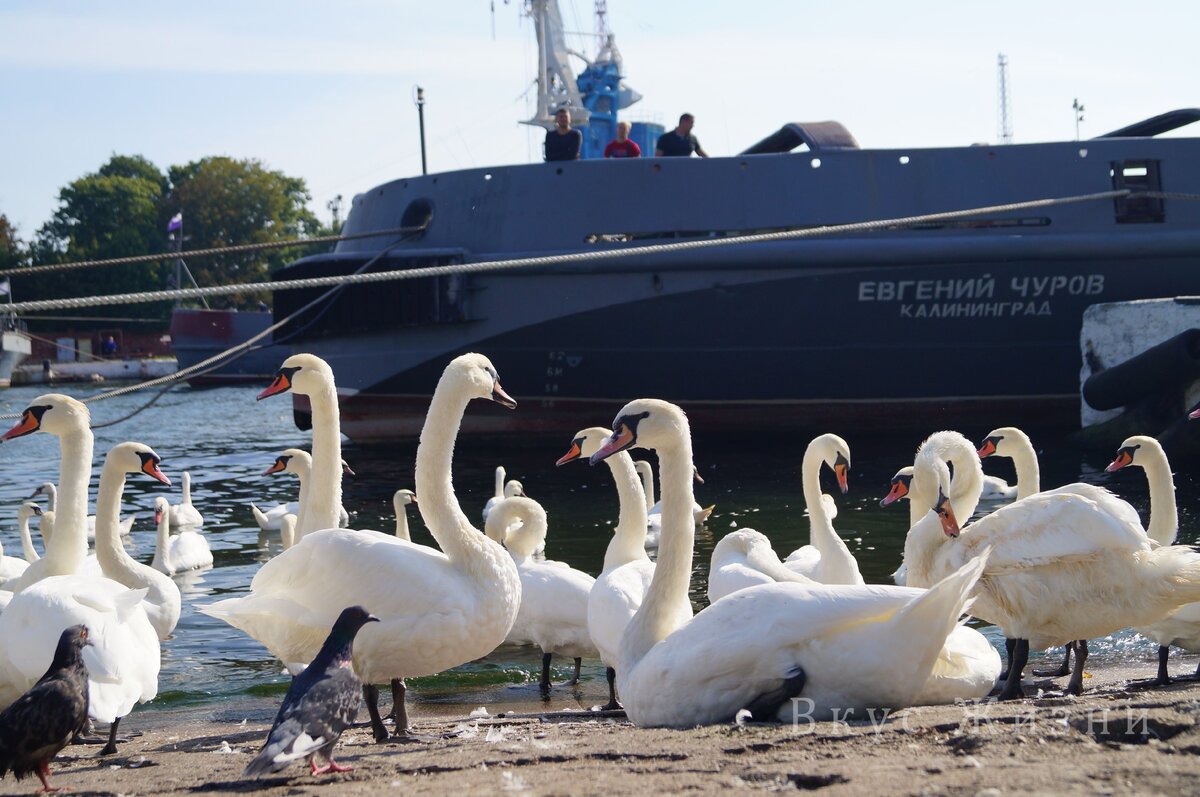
[202,353,521,742]
[485,495,597,688]
[782,434,864,586]
[589,399,989,727]
[250,450,352,533]
[151,496,214,576]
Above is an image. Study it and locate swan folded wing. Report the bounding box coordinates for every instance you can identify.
[1043,483,1144,532]
[956,493,1149,574]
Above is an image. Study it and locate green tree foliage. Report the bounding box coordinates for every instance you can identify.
[25,156,170,324]
[164,156,321,308]
[0,214,25,272]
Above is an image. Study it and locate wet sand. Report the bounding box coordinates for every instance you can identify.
[7,662,1200,796]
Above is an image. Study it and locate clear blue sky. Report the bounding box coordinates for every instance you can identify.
[1,0,1196,238]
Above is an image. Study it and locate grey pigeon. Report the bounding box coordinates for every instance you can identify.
[0,625,91,793]
[244,606,378,777]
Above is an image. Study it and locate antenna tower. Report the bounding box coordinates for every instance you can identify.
[997,53,1013,144]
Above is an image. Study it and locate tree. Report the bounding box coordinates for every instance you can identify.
[0,214,24,272]
[165,157,322,309]
[25,156,169,323]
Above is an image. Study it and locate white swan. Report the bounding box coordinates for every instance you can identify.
[903,430,1200,699]
[392,489,417,541]
[30,482,136,540]
[16,502,44,563]
[782,434,864,586]
[557,427,691,710]
[151,496,214,575]
[590,399,988,727]
[250,450,351,532]
[482,467,525,524]
[202,352,521,741]
[0,395,161,754]
[0,511,33,586]
[168,471,205,528]
[90,442,181,641]
[1106,435,1200,685]
[709,529,817,601]
[485,495,596,687]
[279,513,297,551]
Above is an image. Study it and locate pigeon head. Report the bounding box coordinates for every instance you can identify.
[51,625,92,667]
[331,606,380,641]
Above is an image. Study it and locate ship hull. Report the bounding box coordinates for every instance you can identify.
[169,309,278,386]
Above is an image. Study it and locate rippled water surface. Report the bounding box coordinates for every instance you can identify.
[0,381,1195,716]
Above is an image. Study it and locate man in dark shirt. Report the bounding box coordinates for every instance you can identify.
[655,113,709,158]
[544,108,582,162]
[604,121,641,158]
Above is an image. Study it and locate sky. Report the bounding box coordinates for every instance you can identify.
[1,0,1197,238]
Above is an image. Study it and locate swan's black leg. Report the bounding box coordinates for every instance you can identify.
[569,657,582,685]
[98,717,121,756]
[391,679,409,734]
[600,667,622,711]
[364,684,388,742]
[540,652,553,691]
[745,667,807,722]
[998,638,1016,681]
[1065,639,1089,696]
[997,639,1028,701]
[1033,640,1073,678]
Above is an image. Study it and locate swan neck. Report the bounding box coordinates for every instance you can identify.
[635,461,655,511]
[182,471,192,502]
[94,458,137,576]
[45,483,57,511]
[414,376,479,563]
[621,433,694,670]
[19,515,39,562]
[493,466,505,499]
[1009,438,1041,500]
[800,446,836,552]
[1141,451,1178,546]
[153,507,172,571]
[603,452,651,571]
[394,499,411,542]
[43,428,91,576]
[302,382,343,537]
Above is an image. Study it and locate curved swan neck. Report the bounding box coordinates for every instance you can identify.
[603,452,651,572]
[414,374,488,563]
[43,483,58,511]
[930,433,983,520]
[302,380,343,537]
[94,457,139,578]
[621,424,695,670]
[1006,432,1041,499]
[1139,445,1178,546]
[42,427,92,577]
[634,461,655,511]
[800,444,837,553]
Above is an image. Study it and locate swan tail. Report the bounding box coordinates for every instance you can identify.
[893,550,989,655]
[695,505,715,524]
[250,503,270,531]
[1148,546,1200,606]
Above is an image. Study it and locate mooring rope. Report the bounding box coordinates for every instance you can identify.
[1,189,1137,314]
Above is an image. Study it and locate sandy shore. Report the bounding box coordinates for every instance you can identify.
[6,663,1200,796]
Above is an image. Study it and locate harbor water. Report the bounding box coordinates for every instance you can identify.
[0,380,1193,718]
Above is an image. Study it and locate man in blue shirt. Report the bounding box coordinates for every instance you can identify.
[544,108,583,162]
[655,113,709,158]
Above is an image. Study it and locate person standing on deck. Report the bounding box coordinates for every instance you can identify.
[656,113,709,158]
[544,108,582,162]
[604,121,641,158]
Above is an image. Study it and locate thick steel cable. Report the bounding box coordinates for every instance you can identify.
[0,225,425,278]
[1,190,1138,314]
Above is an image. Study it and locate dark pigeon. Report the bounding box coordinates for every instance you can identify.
[244,606,378,777]
[0,625,91,793]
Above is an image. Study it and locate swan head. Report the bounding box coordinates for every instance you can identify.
[807,433,851,494]
[556,427,613,465]
[394,488,417,507]
[341,459,355,477]
[1105,435,1159,473]
[591,399,686,463]
[258,353,334,400]
[17,501,43,522]
[264,448,311,476]
[443,353,517,409]
[1,394,88,441]
[879,466,914,507]
[913,446,960,537]
[977,426,1029,459]
[28,482,55,500]
[107,442,172,486]
[502,479,524,498]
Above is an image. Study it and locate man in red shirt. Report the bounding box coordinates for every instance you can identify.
[604,121,641,158]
